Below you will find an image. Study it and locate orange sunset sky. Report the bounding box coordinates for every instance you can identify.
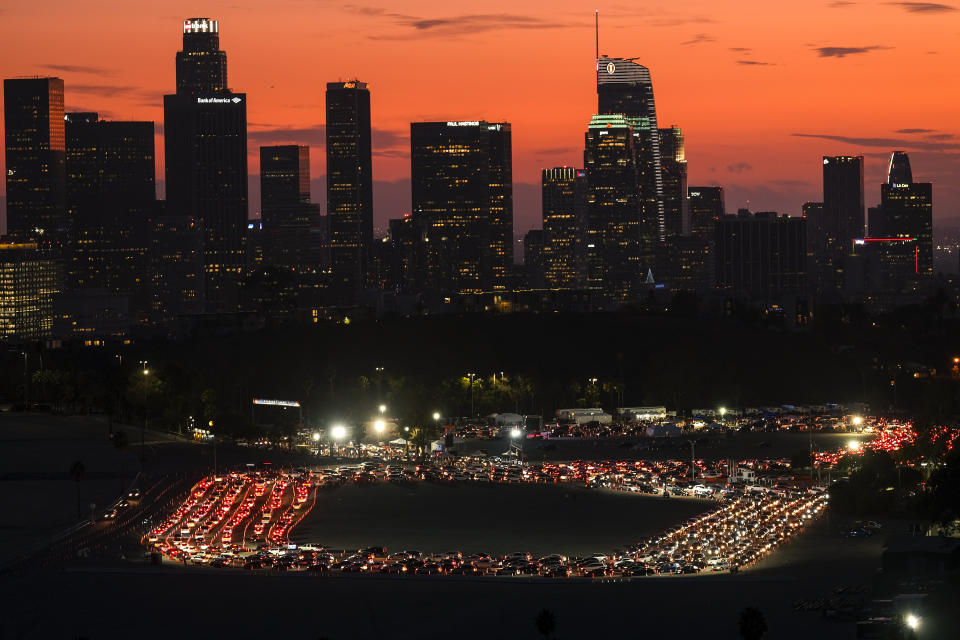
[1,0,958,239]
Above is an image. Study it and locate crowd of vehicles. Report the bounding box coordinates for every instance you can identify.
[142,456,829,578]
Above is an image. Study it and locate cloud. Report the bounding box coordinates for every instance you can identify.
[648,17,716,27]
[727,162,753,173]
[533,146,579,156]
[38,63,113,75]
[681,33,715,45]
[770,179,814,188]
[247,124,408,152]
[248,125,325,147]
[729,47,752,52]
[813,45,893,57]
[737,59,775,66]
[895,128,935,133]
[344,5,573,37]
[67,83,149,97]
[828,1,859,7]
[792,132,960,151]
[64,106,114,119]
[887,2,957,12]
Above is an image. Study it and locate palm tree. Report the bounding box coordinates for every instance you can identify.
[69,460,86,520]
[534,609,556,639]
[739,606,767,640]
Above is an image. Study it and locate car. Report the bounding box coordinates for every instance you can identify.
[842,528,872,538]
[581,565,607,577]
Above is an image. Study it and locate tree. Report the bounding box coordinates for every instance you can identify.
[69,460,86,520]
[534,608,556,639]
[738,606,767,640]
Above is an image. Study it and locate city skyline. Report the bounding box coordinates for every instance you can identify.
[0,2,958,237]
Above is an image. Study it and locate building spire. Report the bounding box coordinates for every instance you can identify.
[595,9,599,60]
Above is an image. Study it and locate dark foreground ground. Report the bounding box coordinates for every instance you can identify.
[1,414,955,640]
[0,514,913,640]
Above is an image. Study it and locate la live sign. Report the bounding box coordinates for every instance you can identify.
[183,19,218,34]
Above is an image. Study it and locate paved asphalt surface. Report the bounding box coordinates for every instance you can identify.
[294,482,712,557]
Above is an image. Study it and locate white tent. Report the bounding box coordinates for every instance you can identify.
[389,438,409,445]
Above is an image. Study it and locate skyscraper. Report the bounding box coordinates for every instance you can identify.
[259,145,322,299]
[869,151,932,278]
[823,155,865,246]
[596,57,664,240]
[523,229,545,289]
[663,186,724,292]
[65,113,155,295]
[261,145,310,224]
[326,81,373,303]
[3,77,66,244]
[410,120,513,294]
[541,167,587,289]
[0,242,56,339]
[164,17,247,312]
[715,211,807,299]
[659,127,688,238]
[688,186,724,239]
[584,114,645,303]
[176,18,226,95]
[815,155,863,293]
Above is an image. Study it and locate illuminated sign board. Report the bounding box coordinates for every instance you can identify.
[252,398,301,408]
[184,19,218,34]
[196,97,242,104]
[446,121,480,127]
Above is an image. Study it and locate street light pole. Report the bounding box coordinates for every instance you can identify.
[690,439,696,481]
[21,352,28,407]
[467,373,476,418]
[139,360,149,462]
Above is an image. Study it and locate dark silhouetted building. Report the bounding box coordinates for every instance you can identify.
[715,211,806,299]
[661,186,724,293]
[0,242,56,339]
[596,57,664,241]
[659,127,688,238]
[814,155,863,294]
[689,186,724,238]
[3,77,66,245]
[164,17,247,312]
[523,229,545,289]
[848,237,919,296]
[383,214,424,294]
[541,167,587,289]
[410,120,513,294]
[868,151,932,278]
[64,113,154,297]
[142,213,205,324]
[260,145,310,223]
[260,145,320,270]
[326,81,373,302]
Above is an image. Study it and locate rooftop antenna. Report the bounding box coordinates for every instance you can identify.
[595,9,599,60]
